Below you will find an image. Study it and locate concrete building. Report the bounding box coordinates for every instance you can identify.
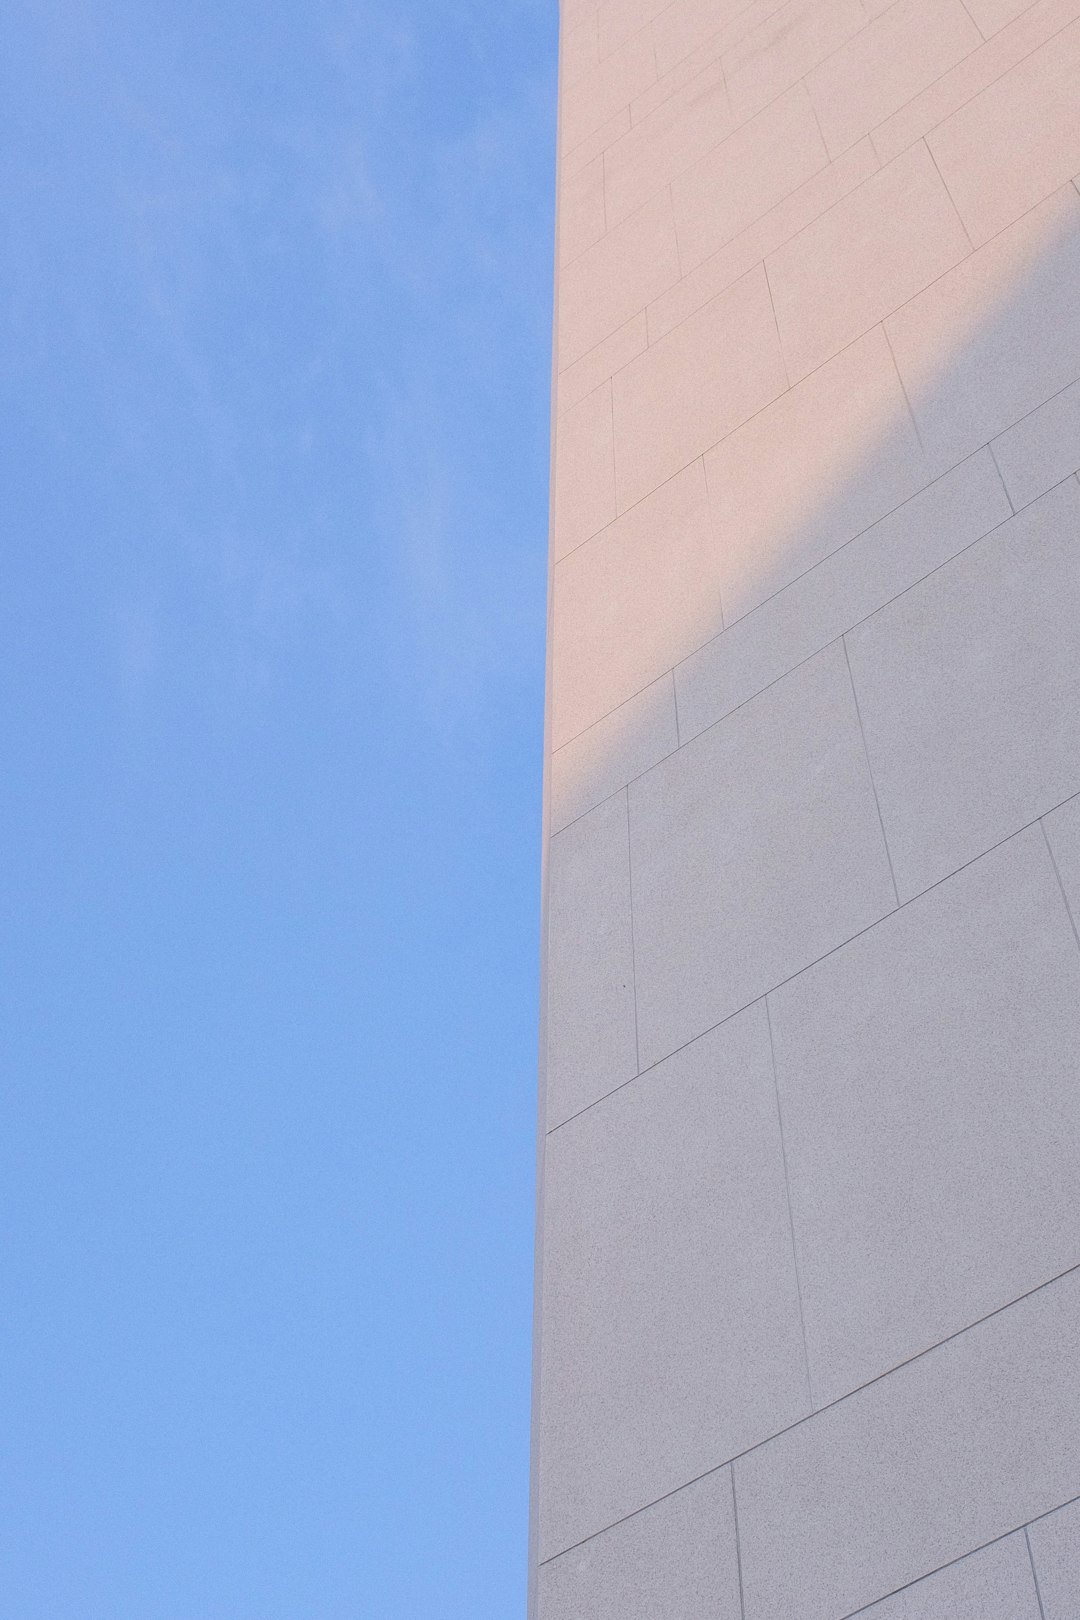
[530,0,1080,1614]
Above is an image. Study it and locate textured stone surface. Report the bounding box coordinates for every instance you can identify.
[546,793,636,1129]
[534,0,1080,1609]
[736,1268,1080,1620]
[771,826,1080,1406]
[849,1535,1041,1620]
[846,477,1080,899]
[631,642,895,1068]
[1029,1497,1080,1619]
[537,1471,742,1620]
[538,1004,809,1559]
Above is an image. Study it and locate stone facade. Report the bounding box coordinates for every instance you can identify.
[531,0,1080,1613]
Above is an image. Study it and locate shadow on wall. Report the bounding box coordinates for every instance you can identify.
[548,180,1080,837]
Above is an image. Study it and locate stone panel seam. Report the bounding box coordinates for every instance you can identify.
[1041,816,1080,956]
[922,134,976,252]
[546,792,1080,1130]
[843,633,902,908]
[871,5,1080,162]
[550,460,1076,771]
[839,1503,1079,1619]
[731,1465,747,1620]
[765,995,816,1409]
[555,177,1078,563]
[986,438,1017,512]
[1025,1525,1049,1620]
[536,1259,1080,1567]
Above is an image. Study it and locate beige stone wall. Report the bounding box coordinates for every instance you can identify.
[533,0,1080,1614]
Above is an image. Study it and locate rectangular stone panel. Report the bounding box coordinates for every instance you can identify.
[611,263,787,512]
[538,1003,809,1560]
[869,0,1080,167]
[850,1535,1041,1620]
[736,1267,1080,1620]
[991,379,1080,509]
[546,793,637,1129]
[558,188,681,370]
[536,1471,742,1620]
[551,459,717,749]
[845,477,1080,900]
[675,450,1010,744]
[927,18,1080,246]
[551,381,615,562]
[767,143,970,383]
[630,642,896,1069]
[770,826,1080,1407]
[885,185,1080,471]
[670,84,829,273]
[723,0,868,124]
[806,0,981,159]
[704,325,929,623]
[549,674,678,836]
[603,57,733,229]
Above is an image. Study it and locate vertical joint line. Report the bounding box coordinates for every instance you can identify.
[765,995,815,1413]
[1041,816,1080,958]
[986,438,1015,514]
[731,1465,747,1620]
[881,321,925,454]
[843,633,900,909]
[1025,1526,1047,1620]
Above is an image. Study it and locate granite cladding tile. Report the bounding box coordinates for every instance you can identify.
[675,450,1010,743]
[736,1267,1080,1620]
[1043,792,1080,932]
[771,825,1080,1408]
[991,378,1080,508]
[558,153,607,267]
[1029,1497,1080,1620]
[705,325,930,623]
[768,143,970,383]
[869,0,1080,167]
[552,382,615,563]
[612,264,787,513]
[849,1535,1041,1620]
[545,794,637,1129]
[885,185,1080,471]
[652,0,742,75]
[603,57,733,228]
[647,138,880,344]
[551,460,718,748]
[561,24,657,154]
[557,313,648,415]
[807,0,982,158]
[927,18,1080,246]
[558,188,681,370]
[671,83,829,273]
[845,477,1080,899]
[723,0,868,123]
[598,0,669,59]
[549,674,678,835]
[536,1471,742,1620]
[561,105,631,181]
[630,642,896,1069]
[538,1004,810,1560]
[968,0,1059,31]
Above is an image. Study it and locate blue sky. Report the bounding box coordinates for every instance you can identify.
[1,2,554,1613]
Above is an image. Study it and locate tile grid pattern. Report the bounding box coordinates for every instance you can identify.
[534,0,1080,1610]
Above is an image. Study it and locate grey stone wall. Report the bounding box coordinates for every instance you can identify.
[532,0,1080,1613]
